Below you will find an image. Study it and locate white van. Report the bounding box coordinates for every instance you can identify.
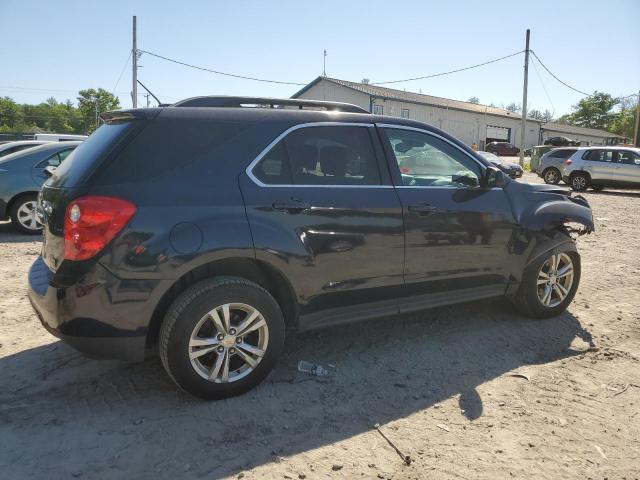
[33,133,87,142]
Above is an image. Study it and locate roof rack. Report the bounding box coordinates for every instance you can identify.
[170,96,369,114]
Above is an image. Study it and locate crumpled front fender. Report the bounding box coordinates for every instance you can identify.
[522,197,595,233]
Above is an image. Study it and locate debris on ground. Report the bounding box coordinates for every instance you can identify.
[373,423,412,465]
[297,360,332,377]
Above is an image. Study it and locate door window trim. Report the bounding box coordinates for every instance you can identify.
[376,123,494,189]
[245,122,393,188]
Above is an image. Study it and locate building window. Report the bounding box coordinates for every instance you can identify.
[401,108,409,119]
[372,104,383,115]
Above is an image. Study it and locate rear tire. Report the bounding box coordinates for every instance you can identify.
[512,246,580,319]
[159,276,285,400]
[10,194,42,235]
[569,172,590,191]
[542,168,561,184]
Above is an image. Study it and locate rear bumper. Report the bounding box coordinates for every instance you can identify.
[27,255,153,362]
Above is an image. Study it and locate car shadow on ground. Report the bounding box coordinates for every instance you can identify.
[0,221,42,244]
[0,300,594,479]
[586,189,640,198]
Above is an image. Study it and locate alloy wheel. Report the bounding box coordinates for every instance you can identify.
[544,169,559,184]
[188,303,269,383]
[536,253,574,308]
[17,201,41,231]
[572,175,587,190]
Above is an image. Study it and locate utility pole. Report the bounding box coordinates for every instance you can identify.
[145,93,150,108]
[132,15,138,108]
[519,29,530,167]
[634,90,640,147]
[95,101,99,130]
[323,49,327,77]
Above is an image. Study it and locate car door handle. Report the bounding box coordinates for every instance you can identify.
[408,203,439,214]
[272,199,311,213]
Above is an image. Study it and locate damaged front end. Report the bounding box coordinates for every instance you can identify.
[505,181,595,236]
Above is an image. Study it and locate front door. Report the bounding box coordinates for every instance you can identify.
[240,123,405,328]
[378,125,516,310]
[613,150,640,186]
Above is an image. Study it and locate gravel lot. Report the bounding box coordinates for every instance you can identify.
[1,172,639,480]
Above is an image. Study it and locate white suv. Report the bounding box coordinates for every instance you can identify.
[562,146,640,191]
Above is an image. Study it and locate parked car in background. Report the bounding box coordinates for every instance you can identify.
[33,133,88,142]
[544,136,580,147]
[529,145,554,173]
[477,151,523,178]
[28,97,594,400]
[538,147,578,184]
[486,141,519,156]
[0,141,80,233]
[0,140,49,159]
[562,146,640,191]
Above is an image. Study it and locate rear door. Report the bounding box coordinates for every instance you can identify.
[240,123,405,327]
[581,149,616,181]
[378,125,515,309]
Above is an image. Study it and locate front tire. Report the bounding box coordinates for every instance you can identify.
[10,194,42,234]
[512,247,580,318]
[542,168,561,185]
[570,172,590,191]
[159,277,285,399]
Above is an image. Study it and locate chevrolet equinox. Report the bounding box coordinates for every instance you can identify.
[28,97,594,399]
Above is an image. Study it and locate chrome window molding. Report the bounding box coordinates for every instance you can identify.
[245,122,394,188]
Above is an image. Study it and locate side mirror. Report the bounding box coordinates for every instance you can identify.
[43,166,57,178]
[484,166,508,188]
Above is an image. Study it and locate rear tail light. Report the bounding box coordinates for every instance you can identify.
[64,196,136,260]
[564,159,573,165]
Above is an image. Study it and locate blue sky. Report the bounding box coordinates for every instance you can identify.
[1,0,638,116]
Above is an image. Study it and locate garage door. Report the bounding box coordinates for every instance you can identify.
[486,125,510,141]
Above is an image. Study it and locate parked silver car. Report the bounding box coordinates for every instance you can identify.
[538,147,579,184]
[561,146,640,191]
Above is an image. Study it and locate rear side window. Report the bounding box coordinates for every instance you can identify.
[94,118,249,185]
[549,149,576,158]
[252,126,381,186]
[582,150,613,162]
[49,123,132,187]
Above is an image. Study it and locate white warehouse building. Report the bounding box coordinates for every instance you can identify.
[292,77,620,149]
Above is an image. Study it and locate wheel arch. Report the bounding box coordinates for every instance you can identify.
[146,257,298,350]
[7,191,39,216]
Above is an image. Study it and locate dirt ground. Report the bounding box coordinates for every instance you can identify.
[1,172,639,480]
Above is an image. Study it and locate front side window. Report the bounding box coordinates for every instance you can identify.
[617,150,640,165]
[383,128,482,187]
[36,148,74,168]
[252,126,381,186]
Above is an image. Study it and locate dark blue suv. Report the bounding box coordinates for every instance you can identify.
[28,97,594,399]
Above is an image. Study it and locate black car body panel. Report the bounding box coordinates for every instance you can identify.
[28,102,594,361]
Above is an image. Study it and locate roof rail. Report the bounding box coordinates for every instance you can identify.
[170,96,370,114]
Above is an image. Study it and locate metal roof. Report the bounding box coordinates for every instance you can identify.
[540,122,619,138]
[292,76,544,122]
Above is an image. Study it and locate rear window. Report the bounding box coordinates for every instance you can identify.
[93,117,249,185]
[48,123,133,187]
[549,149,576,158]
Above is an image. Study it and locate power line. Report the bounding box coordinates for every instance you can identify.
[111,51,132,96]
[529,54,555,117]
[139,49,308,86]
[372,50,524,85]
[530,50,591,96]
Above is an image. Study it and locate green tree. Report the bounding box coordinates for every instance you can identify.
[506,102,521,113]
[467,96,479,104]
[542,109,554,122]
[77,88,120,134]
[566,91,617,129]
[528,109,544,120]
